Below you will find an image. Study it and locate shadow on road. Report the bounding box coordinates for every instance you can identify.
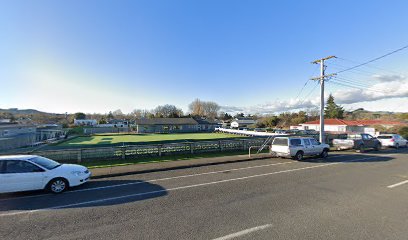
[299,153,395,163]
[0,180,167,211]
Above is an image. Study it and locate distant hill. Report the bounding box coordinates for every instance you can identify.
[0,108,49,115]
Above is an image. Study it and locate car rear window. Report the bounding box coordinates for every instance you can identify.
[273,138,288,146]
[347,134,362,139]
[290,139,302,146]
[377,136,393,139]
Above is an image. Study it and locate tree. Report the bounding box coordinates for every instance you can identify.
[99,117,107,124]
[153,104,183,118]
[324,94,344,119]
[188,99,205,116]
[234,113,245,118]
[188,99,220,119]
[112,109,124,118]
[291,111,307,125]
[202,101,220,119]
[0,112,16,122]
[398,126,408,139]
[74,112,86,120]
[219,112,233,121]
[107,111,114,120]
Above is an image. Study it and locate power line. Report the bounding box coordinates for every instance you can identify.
[335,44,408,74]
[298,81,319,106]
[294,64,320,100]
[333,76,387,91]
[328,79,390,94]
[337,57,405,76]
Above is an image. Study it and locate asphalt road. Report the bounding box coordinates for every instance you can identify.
[1,149,408,240]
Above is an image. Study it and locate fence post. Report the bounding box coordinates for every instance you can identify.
[77,149,82,163]
[218,140,223,152]
[190,143,194,154]
[158,145,162,157]
[121,146,126,159]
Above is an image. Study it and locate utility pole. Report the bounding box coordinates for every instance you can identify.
[311,56,336,143]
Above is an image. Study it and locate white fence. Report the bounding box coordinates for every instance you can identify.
[215,128,288,137]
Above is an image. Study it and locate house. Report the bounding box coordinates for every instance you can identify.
[73,119,97,126]
[134,118,219,133]
[84,120,131,134]
[0,123,37,151]
[36,124,65,142]
[194,118,221,132]
[230,118,257,129]
[97,119,129,128]
[298,119,406,134]
[0,123,36,138]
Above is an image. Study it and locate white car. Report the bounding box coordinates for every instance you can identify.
[377,134,408,148]
[0,155,91,194]
[271,137,330,160]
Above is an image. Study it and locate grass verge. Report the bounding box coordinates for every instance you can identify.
[82,150,269,169]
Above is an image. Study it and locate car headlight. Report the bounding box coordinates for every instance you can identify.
[71,171,84,176]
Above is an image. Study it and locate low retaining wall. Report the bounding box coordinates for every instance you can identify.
[29,138,266,163]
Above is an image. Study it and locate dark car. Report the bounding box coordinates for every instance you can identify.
[332,133,381,152]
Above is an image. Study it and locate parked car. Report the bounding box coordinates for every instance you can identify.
[377,134,408,148]
[271,137,330,160]
[332,133,381,152]
[0,155,91,194]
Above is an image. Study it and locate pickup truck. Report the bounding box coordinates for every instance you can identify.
[332,133,381,152]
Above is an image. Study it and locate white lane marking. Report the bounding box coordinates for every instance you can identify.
[212,224,273,240]
[0,161,294,201]
[0,155,348,201]
[0,154,351,202]
[387,179,408,189]
[1,156,380,217]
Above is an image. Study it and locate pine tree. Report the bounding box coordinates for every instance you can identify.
[324,94,344,119]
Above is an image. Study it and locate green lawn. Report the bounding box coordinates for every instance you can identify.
[58,133,245,147]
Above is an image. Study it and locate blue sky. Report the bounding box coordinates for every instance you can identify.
[1,0,408,114]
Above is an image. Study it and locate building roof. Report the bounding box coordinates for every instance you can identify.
[0,123,36,129]
[135,118,198,125]
[302,118,406,126]
[194,118,218,125]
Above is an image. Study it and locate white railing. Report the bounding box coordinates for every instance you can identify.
[215,127,288,137]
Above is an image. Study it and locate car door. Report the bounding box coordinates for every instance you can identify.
[396,135,405,146]
[361,134,372,148]
[367,134,377,148]
[303,139,314,156]
[0,160,10,193]
[3,160,46,193]
[310,138,322,154]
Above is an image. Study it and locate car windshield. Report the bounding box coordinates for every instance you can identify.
[29,156,61,170]
[377,136,393,139]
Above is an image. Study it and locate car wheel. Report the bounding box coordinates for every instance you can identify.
[48,178,68,194]
[321,149,329,158]
[374,144,380,151]
[294,151,303,161]
[358,144,365,153]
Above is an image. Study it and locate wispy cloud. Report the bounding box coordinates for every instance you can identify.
[221,74,408,114]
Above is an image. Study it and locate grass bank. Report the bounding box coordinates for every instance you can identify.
[82,149,269,169]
